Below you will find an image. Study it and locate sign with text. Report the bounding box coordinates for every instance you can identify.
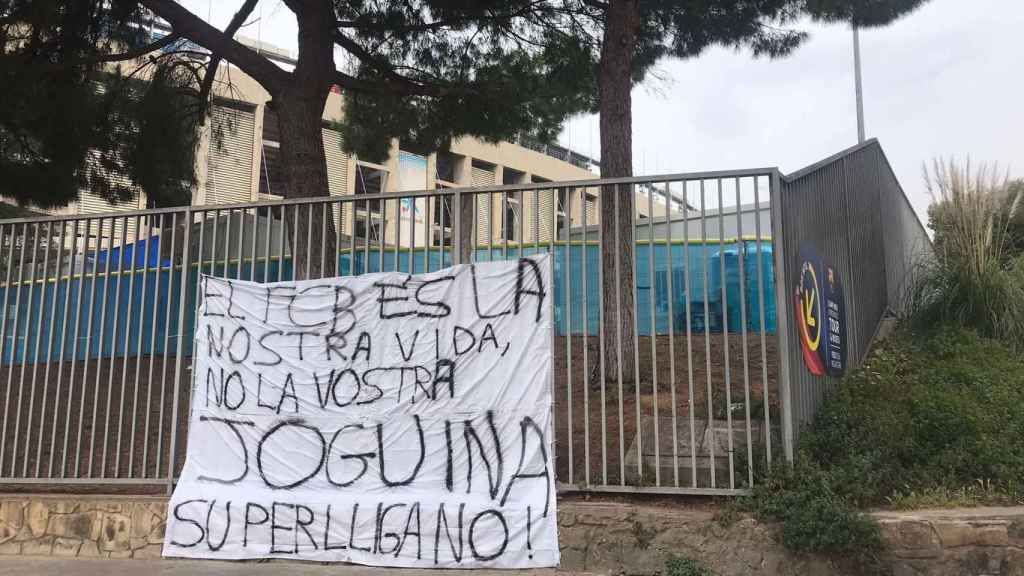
[794,244,846,377]
[163,255,557,568]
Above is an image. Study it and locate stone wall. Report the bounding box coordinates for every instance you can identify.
[0,496,165,559]
[1,494,1022,575]
[877,507,1024,576]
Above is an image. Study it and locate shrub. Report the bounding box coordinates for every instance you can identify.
[910,160,1024,347]
[744,326,1024,568]
[665,555,716,576]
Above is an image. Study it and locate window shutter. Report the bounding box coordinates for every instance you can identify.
[471,167,494,245]
[322,127,349,237]
[205,103,255,205]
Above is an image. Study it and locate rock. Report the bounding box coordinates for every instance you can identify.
[0,540,22,555]
[559,525,595,551]
[52,537,82,557]
[49,501,79,514]
[883,519,942,559]
[21,536,54,556]
[974,523,1008,547]
[1005,547,1024,576]
[131,504,155,539]
[77,540,104,558]
[47,513,94,540]
[933,521,977,548]
[132,544,165,559]
[0,501,25,544]
[97,513,131,552]
[109,548,133,558]
[147,516,166,545]
[25,502,49,538]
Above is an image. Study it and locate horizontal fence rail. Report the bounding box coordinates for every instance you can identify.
[0,171,782,495]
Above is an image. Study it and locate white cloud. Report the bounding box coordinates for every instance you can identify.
[181,0,1024,223]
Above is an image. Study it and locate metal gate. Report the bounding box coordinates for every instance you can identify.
[0,142,928,495]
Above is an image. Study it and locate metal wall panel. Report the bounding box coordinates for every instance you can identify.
[775,140,931,451]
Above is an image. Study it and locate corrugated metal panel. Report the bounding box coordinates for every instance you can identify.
[322,128,348,197]
[538,188,554,242]
[585,193,597,226]
[77,153,142,245]
[776,140,932,451]
[472,166,493,243]
[206,103,255,205]
[322,127,349,234]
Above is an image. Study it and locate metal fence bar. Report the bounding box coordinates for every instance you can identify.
[0,168,808,495]
[683,182,697,488]
[28,221,56,477]
[155,213,179,477]
[630,184,642,483]
[129,214,151,477]
[754,177,773,467]
[50,220,77,477]
[114,215,142,477]
[0,224,13,473]
[699,181,715,488]
[100,218,128,477]
[735,177,754,487]
[647,183,660,486]
[12,222,40,476]
[64,218,90,477]
[564,187,573,486]
[665,182,679,487]
[718,180,735,489]
[167,207,193,492]
[581,188,591,487]
[598,187,608,486]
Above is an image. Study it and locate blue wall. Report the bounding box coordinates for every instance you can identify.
[0,241,775,365]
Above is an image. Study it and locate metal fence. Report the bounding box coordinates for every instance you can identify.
[0,140,930,495]
[0,170,782,495]
[774,140,932,454]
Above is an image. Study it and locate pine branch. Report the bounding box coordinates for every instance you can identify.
[198,0,260,125]
[138,0,288,92]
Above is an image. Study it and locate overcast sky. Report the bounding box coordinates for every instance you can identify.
[183,0,1023,224]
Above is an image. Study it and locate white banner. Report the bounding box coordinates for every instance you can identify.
[163,255,557,568]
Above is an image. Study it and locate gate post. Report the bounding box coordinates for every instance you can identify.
[769,170,796,463]
[167,207,193,494]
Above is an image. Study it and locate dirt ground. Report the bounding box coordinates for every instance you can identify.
[0,354,185,493]
[550,333,780,489]
[0,333,779,494]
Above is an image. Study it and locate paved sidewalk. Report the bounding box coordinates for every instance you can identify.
[0,557,577,575]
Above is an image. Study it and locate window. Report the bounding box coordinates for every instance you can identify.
[354,217,382,243]
[504,196,520,242]
[584,192,598,224]
[557,187,570,214]
[259,108,284,198]
[556,187,570,236]
[432,185,453,247]
[435,151,460,184]
[355,164,387,213]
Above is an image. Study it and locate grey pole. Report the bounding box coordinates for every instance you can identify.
[853,23,866,143]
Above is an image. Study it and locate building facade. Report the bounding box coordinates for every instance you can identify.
[56,35,680,250]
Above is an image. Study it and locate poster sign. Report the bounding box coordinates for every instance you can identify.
[794,244,845,377]
[163,255,557,568]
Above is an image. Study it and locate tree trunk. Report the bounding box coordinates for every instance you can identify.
[275,94,337,280]
[598,0,641,385]
[273,3,337,280]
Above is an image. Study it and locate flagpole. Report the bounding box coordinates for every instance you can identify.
[853,23,866,143]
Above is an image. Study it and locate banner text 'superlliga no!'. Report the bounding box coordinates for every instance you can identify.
[163,255,556,568]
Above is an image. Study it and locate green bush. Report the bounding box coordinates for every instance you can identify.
[800,326,1024,502]
[665,555,716,576]
[744,326,1024,567]
[911,160,1024,347]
